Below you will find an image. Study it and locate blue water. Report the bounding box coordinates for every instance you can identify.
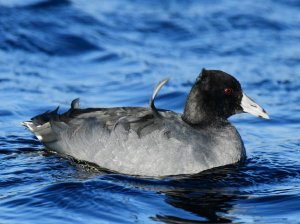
[0,0,300,223]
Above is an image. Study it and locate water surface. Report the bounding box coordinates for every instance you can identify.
[0,0,300,223]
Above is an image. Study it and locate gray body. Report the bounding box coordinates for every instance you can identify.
[23,70,269,177]
[25,107,245,176]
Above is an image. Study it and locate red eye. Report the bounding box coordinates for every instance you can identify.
[224,88,233,95]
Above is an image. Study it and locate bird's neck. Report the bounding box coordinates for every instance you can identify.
[182,85,226,126]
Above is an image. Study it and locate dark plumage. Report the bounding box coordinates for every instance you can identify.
[23,69,269,176]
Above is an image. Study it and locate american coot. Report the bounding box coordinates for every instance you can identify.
[23,69,269,176]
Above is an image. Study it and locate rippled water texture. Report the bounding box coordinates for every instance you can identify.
[1,0,300,223]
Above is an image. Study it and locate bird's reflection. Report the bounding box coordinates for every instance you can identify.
[153,165,249,223]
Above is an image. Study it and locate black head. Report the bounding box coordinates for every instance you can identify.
[182,69,268,125]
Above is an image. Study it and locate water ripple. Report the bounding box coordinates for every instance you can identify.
[0,0,300,223]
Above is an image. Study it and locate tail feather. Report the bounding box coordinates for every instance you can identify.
[22,121,57,142]
[149,78,169,117]
[23,105,63,143]
[23,98,81,143]
[31,106,59,126]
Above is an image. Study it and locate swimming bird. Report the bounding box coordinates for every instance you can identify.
[23,69,269,176]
